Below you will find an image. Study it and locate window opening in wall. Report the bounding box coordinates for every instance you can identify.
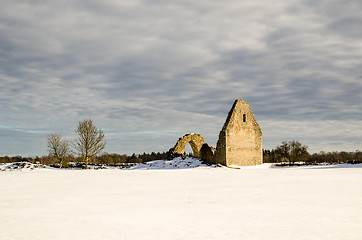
[243,114,246,122]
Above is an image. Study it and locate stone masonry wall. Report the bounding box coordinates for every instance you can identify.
[214,100,262,166]
[171,133,205,158]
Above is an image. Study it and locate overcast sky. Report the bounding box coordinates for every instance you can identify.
[1,0,361,156]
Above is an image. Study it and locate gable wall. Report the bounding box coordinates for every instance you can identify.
[214,100,262,166]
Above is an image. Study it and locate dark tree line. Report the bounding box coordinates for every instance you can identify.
[0,155,35,164]
[0,151,170,166]
[263,140,362,164]
[3,139,361,166]
[91,151,169,165]
[307,151,362,164]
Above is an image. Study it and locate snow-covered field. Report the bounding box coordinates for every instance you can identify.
[1,159,362,240]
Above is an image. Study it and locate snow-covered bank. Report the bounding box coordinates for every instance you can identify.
[1,162,362,240]
[128,157,215,169]
[2,158,361,171]
[0,157,215,171]
[0,161,48,171]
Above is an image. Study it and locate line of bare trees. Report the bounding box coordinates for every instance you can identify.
[44,119,171,168]
[46,119,105,169]
[0,118,169,167]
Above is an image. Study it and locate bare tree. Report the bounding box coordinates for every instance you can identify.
[74,119,105,169]
[47,134,69,168]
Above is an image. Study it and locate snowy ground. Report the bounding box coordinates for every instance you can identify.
[128,157,214,169]
[1,159,362,240]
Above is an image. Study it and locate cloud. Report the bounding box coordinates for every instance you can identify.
[261,119,362,152]
[0,0,361,156]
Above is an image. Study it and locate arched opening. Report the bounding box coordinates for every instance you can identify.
[171,133,205,158]
[184,143,193,157]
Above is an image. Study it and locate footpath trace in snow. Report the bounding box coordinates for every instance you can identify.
[0,159,362,240]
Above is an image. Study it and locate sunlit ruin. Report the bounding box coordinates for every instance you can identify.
[170,99,263,166]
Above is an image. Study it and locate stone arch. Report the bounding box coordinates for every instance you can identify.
[171,133,205,158]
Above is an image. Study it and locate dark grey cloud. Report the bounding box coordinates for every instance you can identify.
[0,0,361,156]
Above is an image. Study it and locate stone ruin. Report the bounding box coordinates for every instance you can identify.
[169,133,215,161]
[169,100,263,166]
